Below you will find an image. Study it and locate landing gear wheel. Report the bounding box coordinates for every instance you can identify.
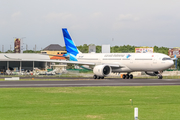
[123,74,126,79]
[101,77,104,79]
[126,74,129,79]
[158,75,163,79]
[93,75,97,79]
[129,74,133,79]
[97,76,101,79]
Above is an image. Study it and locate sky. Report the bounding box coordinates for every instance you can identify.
[0,0,180,51]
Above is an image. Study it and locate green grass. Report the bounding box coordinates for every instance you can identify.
[1,86,180,120]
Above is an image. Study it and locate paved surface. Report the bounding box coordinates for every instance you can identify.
[0,78,180,88]
[0,77,93,79]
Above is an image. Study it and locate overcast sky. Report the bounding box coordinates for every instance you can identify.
[0,0,180,51]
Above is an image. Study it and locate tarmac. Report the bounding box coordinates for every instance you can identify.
[0,78,180,88]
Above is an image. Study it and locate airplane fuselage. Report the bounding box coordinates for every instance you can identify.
[62,28,174,79]
[76,53,174,72]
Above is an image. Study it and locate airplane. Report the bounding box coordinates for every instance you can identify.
[62,28,174,79]
[3,29,174,79]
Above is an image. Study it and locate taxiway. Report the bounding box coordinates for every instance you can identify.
[0,78,180,88]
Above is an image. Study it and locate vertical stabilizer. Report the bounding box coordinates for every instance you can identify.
[62,28,81,61]
[62,28,80,56]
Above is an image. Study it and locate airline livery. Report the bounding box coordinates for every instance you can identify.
[62,28,174,79]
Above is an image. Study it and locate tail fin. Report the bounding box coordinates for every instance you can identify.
[62,28,80,56]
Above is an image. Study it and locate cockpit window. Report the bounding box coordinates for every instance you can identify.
[162,58,171,60]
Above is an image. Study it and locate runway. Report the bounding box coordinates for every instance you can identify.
[0,78,180,88]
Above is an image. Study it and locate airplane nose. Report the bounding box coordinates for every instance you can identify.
[169,60,174,67]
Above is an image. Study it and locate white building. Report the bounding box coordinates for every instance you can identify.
[0,53,66,74]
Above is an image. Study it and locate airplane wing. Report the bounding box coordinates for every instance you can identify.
[25,59,125,68]
[4,55,95,65]
[4,55,124,67]
[28,59,96,65]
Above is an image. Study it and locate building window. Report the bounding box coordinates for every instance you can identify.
[42,52,47,54]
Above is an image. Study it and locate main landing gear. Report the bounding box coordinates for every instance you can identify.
[122,74,133,79]
[93,75,104,79]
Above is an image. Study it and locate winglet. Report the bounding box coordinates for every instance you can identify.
[4,55,22,60]
[4,55,10,59]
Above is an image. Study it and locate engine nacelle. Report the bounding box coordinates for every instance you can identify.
[93,65,111,77]
[145,71,159,76]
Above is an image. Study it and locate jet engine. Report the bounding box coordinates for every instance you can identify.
[93,65,111,77]
[145,71,159,76]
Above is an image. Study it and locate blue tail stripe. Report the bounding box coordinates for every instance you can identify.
[63,29,72,41]
[62,28,79,61]
[62,28,79,56]
[68,46,79,53]
[65,38,78,50]
[64,37,79,56]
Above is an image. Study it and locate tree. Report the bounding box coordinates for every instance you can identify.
[5,50,13,53]
[96,45,101,53]
[23,50,41,53]
[154,46,168,55]
[75,44,170,55]
[77,45,87,53]
[66,64,75,69]
[177,59,180,69]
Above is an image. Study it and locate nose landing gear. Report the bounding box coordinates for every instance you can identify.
[158,74,163,79]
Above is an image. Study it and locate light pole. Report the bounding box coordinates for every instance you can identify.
[10,40,13,51]
[112,38,114,53]
[20,37,26,53]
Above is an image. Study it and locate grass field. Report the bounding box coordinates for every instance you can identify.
[0,86,180,120]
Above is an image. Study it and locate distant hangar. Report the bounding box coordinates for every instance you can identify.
[0,53,51,72]
[0,44,68,74]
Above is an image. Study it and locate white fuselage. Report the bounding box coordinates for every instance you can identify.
[76,53,174,72]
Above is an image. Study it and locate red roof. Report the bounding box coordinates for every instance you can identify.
[50,54,66,60]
